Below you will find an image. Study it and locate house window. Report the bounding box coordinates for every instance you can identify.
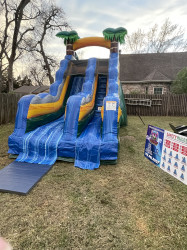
[154,87,163,95]
[145,86,148,94]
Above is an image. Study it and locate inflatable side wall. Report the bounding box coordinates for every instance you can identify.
[101,52,127,161]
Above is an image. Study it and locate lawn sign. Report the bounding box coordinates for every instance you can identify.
[144,125,187,185]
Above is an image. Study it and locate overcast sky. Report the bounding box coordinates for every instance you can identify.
[52,0,187,58]
[17,0,187,77]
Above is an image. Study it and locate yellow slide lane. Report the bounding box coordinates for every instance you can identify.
[78,75,98,121]
[27,76,70,119]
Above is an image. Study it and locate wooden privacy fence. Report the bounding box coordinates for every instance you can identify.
[124,94,187,116]
[0,93,23,125]
[0,93,186,125]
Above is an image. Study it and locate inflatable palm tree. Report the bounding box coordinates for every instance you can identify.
[56,30,79,55]
[103,27,127,53]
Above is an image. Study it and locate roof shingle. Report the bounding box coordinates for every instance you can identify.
[119,52,187,82]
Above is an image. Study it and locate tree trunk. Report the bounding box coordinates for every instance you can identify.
[0,69,2,93]
[8,60,14,92]
[7,0,30,92]
[40,43,54,84]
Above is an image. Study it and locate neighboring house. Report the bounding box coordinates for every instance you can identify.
[13,85,49,95]
[119,52,187,94]
[13,52,187,96]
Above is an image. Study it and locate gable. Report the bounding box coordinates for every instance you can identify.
[143,69,171,82]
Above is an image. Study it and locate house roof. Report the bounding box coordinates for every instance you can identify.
[13,52,187,93]
[13,85,49,94]
[143,69,171,82]
[119,51,187,83]
[32,86,49,94]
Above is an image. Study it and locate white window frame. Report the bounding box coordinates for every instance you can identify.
[153,87,163,95]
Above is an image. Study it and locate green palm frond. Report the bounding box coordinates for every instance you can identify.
[103,27,127,44]
[56,30,80,45]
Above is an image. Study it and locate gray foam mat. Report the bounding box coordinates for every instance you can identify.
[0,161,52,195]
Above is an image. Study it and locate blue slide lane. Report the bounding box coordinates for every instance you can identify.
[16,75,84,165]
[74,53,120,169]
[57,58,97,159]
[8,55,72,155]
[8,95,35,155]
[74,75,107,170]
[75,114,102,169]
[16,116,65,165]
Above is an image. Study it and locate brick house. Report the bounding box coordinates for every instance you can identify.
[119,52,187,94]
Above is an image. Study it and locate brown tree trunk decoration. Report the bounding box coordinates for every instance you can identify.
[110,38,119,53]
[66,39,74,56]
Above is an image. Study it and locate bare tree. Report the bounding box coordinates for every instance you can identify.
[123,19,187,54]
[30,66,46,86]
[0,0,70,91]
[27,55,49,86]
[23,1,70,85]
[7,0,31,92]
[0,0,40,92]
[0,0,15,92]
[125,29,145,54]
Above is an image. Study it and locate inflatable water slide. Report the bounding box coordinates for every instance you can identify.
[0,28,128,194]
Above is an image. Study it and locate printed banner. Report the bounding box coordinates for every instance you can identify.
[144,125,165,167]
[144,125,187,185]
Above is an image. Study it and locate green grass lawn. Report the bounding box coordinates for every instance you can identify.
[0,116,187,249]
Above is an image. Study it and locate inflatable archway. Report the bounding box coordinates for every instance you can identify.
[56,28,127,55]
[73,37,111,51]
